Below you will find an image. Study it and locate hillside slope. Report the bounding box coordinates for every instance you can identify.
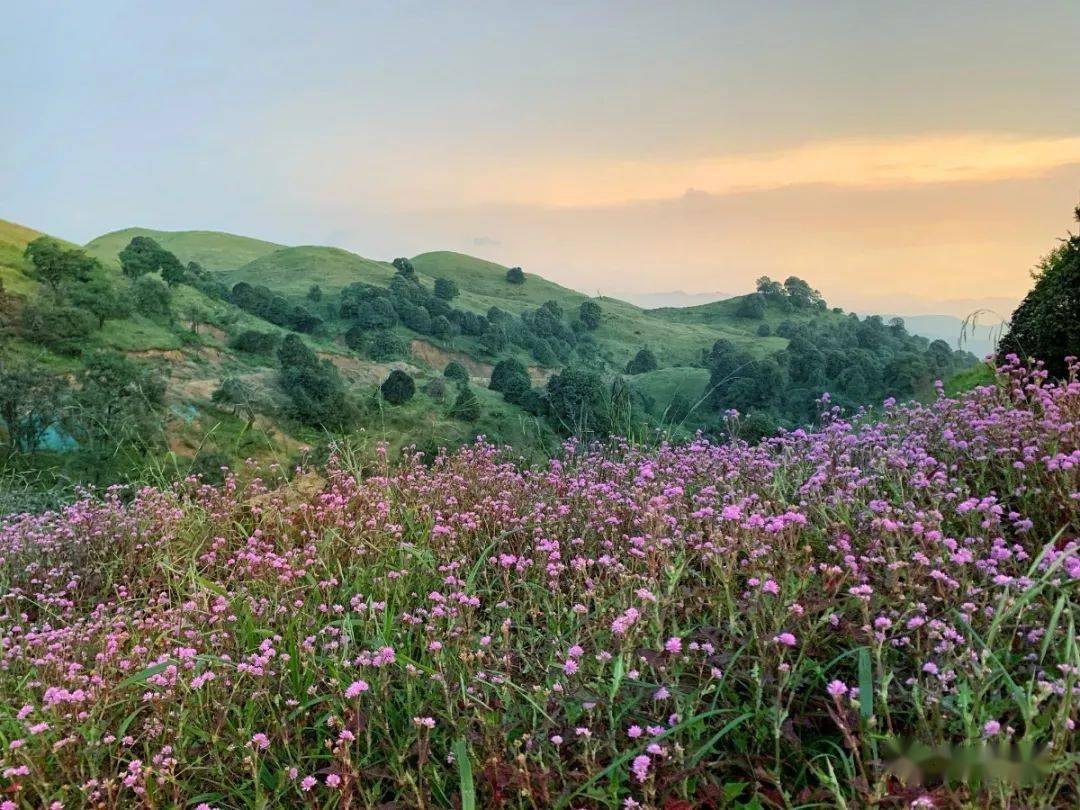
[86,227,283,272]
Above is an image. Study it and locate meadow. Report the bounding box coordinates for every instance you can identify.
[0,355,1076,808]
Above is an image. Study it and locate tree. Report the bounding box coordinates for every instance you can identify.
[506,267,525,285]
[755,276,786,302]
[392,257,417,279]
[230,330,280,355]
[119,236,184,281]
[490,358,531,404]
[0,362,69,455]
[449,385,481,420]
[783,276,822,309]
[24,237,97,297]
[443,361,470,385]
[381,370,416,404]
[66,273,132,328]
[481,323,508,353]
[277,335,352,427]
[757,322,772,337]
[998,204,1080,378]
[69,350,166,481]
[430,315,453,339]
[625,347,658,375]
[579,300,602,330]
[133,275,172,318]
[433,277,459,301]
[20,303,97,355]
[307,284,323,303]
[343,325,366,351]
[367,330,407,361]
[736,294,766,319]
[545,366,611,438]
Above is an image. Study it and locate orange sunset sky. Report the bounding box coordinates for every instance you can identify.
[4,1,1080,315]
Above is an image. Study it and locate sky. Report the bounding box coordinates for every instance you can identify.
[3,0,1080,316]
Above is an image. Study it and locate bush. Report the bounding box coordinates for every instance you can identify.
[625,347,658,375]
[545,365,611,437]
[133,275,172,318]
[118,236,184,281]
[757,322,772,337]
[736,293,766,319]
[578,300,602,330]
[433,277,459,301]
[367,330,408,361]
[443,361,470,385]
[380,369,416,405]
[998,203,1080,377]
[392,257,417,279]
[277,335,352,428]
[422,377,446,401]
[20,302,97,355]
[490,358,531,403]
[505,266,525,285]
[230,330,281,355]
[449,385,481,420]
[343,325,366,351]
[66,273,132,328]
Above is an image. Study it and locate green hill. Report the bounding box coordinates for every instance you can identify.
[0,217,979,505]
[224,246,397,295]
[86,227,283,272]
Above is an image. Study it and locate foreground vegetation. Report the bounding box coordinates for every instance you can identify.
[0,357,1075,808]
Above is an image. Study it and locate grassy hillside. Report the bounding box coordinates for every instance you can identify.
[412,252,766,369]
[0,219,55,295]
[223,246,397,295]
[0,218,979,505]
[86,227,283,271]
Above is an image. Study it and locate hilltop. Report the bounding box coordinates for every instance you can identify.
[1,219,978,502]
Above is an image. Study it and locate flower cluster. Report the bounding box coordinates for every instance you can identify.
[0,358,1076,807]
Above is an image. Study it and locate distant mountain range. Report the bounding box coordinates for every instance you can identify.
[617,290,733,309]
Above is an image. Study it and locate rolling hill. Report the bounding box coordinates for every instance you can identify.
[1,218,982,503]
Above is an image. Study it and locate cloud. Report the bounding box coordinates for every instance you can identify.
[456,133,1080,208]
[472,236,501,246]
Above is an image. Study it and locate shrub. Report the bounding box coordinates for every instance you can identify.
[443,361,470,385]
[392,257,417,278]
[624,347,658,375]
[422,377,446,401]
[449,385,481,420]
[490,358,531,403]
[367,330,408,361]
[133,275,172,318]
[505,266,525,285]
[736,293,766,319]
[380,369,416,405]
[578,300,602,330]
[20,302,97,355]
[230,330,281,355]
[433,277,459,301]
[998,202,1080,377]
[757,322,772,337]
[343,325,366,351]
[277,335,351,427]
[24,237,96,295]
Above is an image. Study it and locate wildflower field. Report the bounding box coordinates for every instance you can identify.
[1,359,1077,809]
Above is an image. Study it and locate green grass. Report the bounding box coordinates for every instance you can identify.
[0,218,51,296]
[223,246,397,296]
[629,366,711,415]
[944,360,996,396]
